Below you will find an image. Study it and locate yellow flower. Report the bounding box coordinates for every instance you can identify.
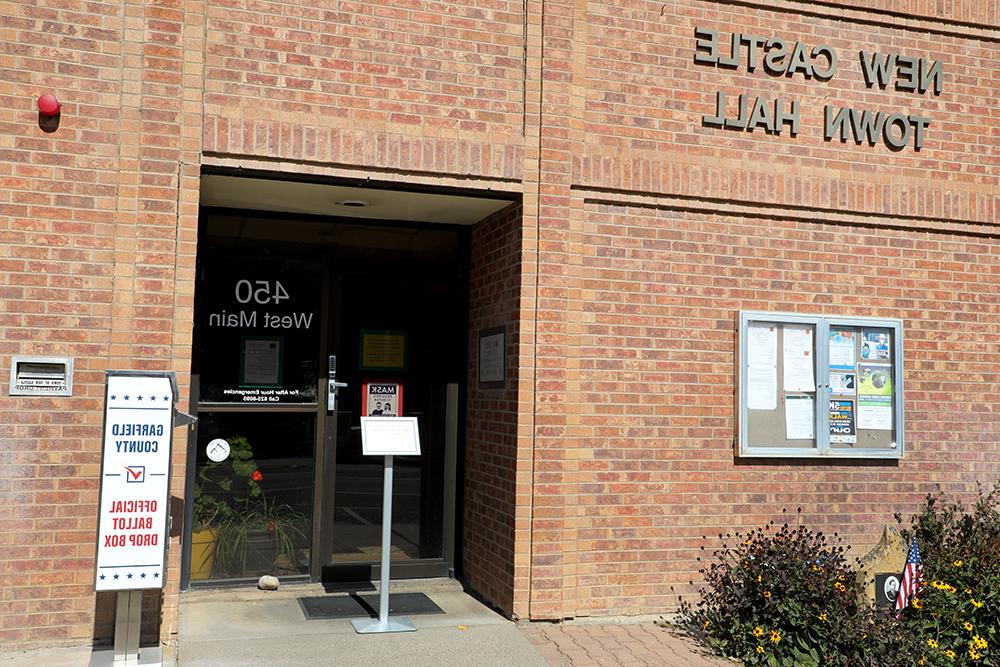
[944,650,956,660]
[818,613,828,621]
[970,598,984,609]
[834,582,846,592]
[965,588,973,595]
[812,564,820,572]
[763,590,771,599]
[953,559,963,567]
[769,630,781,644]
[912,597,923,609]
[964,622,974,631]
[756,574,762,583]
[756,645,765,654]
[752,626,764,638]
[837,574,845,582]
[945,585,956,593]
[918,656,925,665]
[969,647,981,661]
[702,619,711,631]
[927,639,939,649]
[972,635,988,650]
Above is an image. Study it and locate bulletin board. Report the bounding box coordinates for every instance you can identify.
[738,312,903,459]
[745,322,818,450]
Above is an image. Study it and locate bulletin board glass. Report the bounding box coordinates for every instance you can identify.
[737,311,903,459]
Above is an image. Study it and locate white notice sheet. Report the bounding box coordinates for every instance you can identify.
[746,323,777,410]
[783,324,815,392]
[785,396,815,440]
[858,396,893,430]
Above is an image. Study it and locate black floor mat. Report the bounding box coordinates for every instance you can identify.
[298,592,445,620]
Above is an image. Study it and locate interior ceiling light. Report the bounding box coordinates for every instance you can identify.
[337,199,369,207]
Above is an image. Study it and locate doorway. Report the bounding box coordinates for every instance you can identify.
[183,206,471,586]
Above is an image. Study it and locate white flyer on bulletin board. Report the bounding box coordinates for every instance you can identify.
[785,396,815,440]
[783,324,815,392]
[746,323,777,410]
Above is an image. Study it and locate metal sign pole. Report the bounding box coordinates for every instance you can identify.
[351,454,416,633]
[113,590,142,665]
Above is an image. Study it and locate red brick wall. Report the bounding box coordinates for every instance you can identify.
[563,203,1000,616]
[579,0,998,224]
[464,203,523,615]
[202,0,525,180]
[522,0,999,619]
[0,0,202,651]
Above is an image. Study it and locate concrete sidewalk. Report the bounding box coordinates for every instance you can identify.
[177,581,547,667]
[1,583,732,667]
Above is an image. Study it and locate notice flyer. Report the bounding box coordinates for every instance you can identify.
[782,324,815,392]
[785,395,815,440]
[858,364,893,397]
[830,372,856,395]
[858,396,893,430]
[828,329,856,369]
[829,399,857,444]
[746,322,777,410]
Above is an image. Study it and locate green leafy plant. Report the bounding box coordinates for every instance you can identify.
[192,435,260,530]
[677,510,920,666]
[193,436,308,578]
[896,484,1000,665]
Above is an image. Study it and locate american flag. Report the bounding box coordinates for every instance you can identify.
[894,537,923,616]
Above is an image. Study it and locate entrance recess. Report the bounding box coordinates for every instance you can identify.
[181,180,510,587]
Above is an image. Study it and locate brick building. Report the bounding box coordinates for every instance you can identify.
[2,0,998,654]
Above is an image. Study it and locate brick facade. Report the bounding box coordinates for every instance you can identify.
[1,0,997,652]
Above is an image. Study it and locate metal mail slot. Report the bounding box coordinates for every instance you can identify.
[9,356,73,396]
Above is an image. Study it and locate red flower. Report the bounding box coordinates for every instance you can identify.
[251,470,262,481]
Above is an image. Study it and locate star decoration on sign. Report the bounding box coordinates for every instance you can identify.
[113,574,120,580]
[127,573,133,579]
[149,395,156,401]
[99,574,106,580]
[140,573,146,579]
[153,572,160,578]
[162,395,170,402]
[136,395,143,401]
[110,395,117,400]
[123,395,130,401]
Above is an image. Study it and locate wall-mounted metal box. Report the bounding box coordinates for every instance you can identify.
[8,356,73,396]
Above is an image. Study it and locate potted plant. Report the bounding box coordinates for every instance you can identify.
[190,435,260,580]
[212,476,309,578]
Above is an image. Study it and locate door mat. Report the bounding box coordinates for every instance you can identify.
[298,592,444,620]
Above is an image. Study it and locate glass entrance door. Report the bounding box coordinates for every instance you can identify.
[186,212,464,585]
[318,227,465,580]
[188,249,322,583]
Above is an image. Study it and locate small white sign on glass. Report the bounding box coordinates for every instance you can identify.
[360,417,421,456]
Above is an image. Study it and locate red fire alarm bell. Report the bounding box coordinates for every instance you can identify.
[37,94,61,116]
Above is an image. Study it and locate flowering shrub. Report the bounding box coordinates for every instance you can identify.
[897,485,1000,665]
[677,510,921,666]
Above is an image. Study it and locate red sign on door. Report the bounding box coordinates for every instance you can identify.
[361,381,403,417]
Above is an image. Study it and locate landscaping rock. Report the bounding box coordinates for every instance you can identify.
[257,575,279,591]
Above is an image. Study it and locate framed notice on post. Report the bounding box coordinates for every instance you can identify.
[360,417,421,456]
[478,326,505,388]
[94,371,177,591]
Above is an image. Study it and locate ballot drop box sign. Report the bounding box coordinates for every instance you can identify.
[94,372,175,591]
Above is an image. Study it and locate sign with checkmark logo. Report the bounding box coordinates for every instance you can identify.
[95,372,177,592]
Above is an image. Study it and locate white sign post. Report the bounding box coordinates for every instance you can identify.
[94,371,178,666]
[351,417,421,634]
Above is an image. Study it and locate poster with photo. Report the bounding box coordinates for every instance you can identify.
[858,364,893,397]
[861,330,891,361]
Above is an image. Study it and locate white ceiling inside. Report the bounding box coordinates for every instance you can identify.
[200,174,513,226]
